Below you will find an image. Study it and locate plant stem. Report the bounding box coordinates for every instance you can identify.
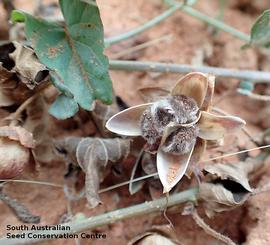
[109,60,270,83]
[104,3,183,46]
[110,34,172,59]
[0,179,63,188]
[181,5,249,42]
[192,209,236,245]
[104,2,249,47]
[0,188,198,245]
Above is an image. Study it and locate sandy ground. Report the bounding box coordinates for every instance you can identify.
[0,0,270,244]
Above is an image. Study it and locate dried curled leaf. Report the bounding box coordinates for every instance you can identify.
[55,137,130,207]
[9,42,49,89]
[0,63,32,107]
[91,100,119,137]
[23,97,54,163]
[0,42,49,107]
[0,126,35,148]
[0,126,35,179]
[203,159,261,192]
[138,87,170,103]
[0,188,40,223]
[0,65,18,107]
[0,41,53,164]
[199,182,249,218]
[129,150,163,199]
[199,157,264,217]
[128,225,181,245]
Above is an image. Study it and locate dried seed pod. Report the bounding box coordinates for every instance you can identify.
[140,107,161,151]
[168,95,199,124]
[140,95,199,152]
[154,107,175,129]
[106,72,246,192]
[162,126,199,155]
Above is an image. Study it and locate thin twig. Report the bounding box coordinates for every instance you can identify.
[110,34,172,59]
[3,145,269,194]
[180,5,249,42]
[192,209,236,245]
[9,94,39,120]
[99,173,158,193]
[212,107,261,146]
[0,179,63,188]
[106,144,270,191]
[0,188,198,245]
[252,182,270,196]
[109,60,270,83]
[204,144,270,163]
[237,89,270,102]
[4,83,51,122]
[0,190,40,224]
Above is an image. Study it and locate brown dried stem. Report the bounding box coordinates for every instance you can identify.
[192,209,236,245]
[0,188,198,244]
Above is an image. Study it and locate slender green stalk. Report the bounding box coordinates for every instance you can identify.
[104,2,249,47]
[0,188,198,245]
[104,3,183,46]
[109,60,270,83]
[181,5,249,42]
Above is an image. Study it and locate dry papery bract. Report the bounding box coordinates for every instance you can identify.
[129,150,163,199]
[106,72,246,193]
[0,41,53,177]
[55,136,131,208]
[91,100,120,137]
[199,157,264,217]
[128,225,181,245]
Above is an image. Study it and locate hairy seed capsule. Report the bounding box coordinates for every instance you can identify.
[140,95,199,152]
[162,126,199,155]
[168,95,199,124]
[140,108,161,150]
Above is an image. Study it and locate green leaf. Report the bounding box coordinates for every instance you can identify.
[11,0,113,119]
[249,9,270,48]
[49,94,79,120]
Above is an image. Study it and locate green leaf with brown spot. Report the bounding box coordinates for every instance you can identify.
[11,0,113,119]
